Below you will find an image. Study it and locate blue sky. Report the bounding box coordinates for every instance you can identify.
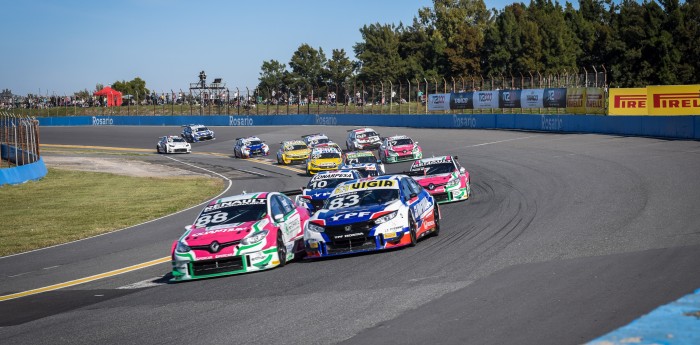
[2,0,521,96]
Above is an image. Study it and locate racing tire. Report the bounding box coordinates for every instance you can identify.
[277,155,283,165]
[156,146,161,154]
[408,216,418,247]
[277,232,287,267]
[432,205,441,237]
[466,180,471,198]
[293,238,306,260]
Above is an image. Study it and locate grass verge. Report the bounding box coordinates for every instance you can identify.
[0,168,223,256]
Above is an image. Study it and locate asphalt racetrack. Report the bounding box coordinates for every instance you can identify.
[2,125,700,344]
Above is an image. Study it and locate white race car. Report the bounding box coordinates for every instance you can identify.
[156,135,191,154]
[346,128,381,151]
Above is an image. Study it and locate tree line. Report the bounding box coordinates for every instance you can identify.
[256,0,699,99]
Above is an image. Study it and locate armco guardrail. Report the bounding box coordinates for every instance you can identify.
[36,114,700,140]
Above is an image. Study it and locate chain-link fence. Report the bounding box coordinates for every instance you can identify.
[1,112,40,168]
[2,68,607,117]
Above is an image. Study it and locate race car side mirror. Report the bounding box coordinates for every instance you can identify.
[460,167,466,173]
[274,214,284,222]
[185,225,193,231]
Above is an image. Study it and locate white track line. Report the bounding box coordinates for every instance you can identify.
[466,135,539,147]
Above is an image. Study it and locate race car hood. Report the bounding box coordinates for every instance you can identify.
[285,148,310,156]
[389,144,416,152]
[246,143,265,149]
[316,203,397,226]
[413,172,453,186]
[303,188,334,200]
[185,220,265,245]
[309,157,342,168]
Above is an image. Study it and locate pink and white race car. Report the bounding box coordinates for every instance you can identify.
[409,155,470,204]
[171,192,310,281]
[379,135,422,163]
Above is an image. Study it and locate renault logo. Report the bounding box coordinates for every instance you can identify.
[428,183,435,190]
[209,241,221,253]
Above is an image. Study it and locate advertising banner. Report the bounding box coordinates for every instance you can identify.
[585,88,606,115]
[566,87,586,114]
[427,93,450,111]
[608,88,647,116]
[449,92,473,109]
[520,89,544,108]
[647,85,700,116]
[543,88,567,108]
[473,91,499,109]
[499,90,522,108]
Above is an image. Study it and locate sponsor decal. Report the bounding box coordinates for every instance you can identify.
[412,197,431,217]
[412,156,450,168]
[427,93,451,111]
[229,116,254,126]
[313,172,355,180]
[521,89,544,108]
[614,95,646,108]
[449,92,472,109]
[499,90,522,108]
[349,180,396,190]
[473,91,499,109]
[333,232,364,239]
[204,198,266,212]
[330,211,371,221]
[92,116,114,126]
[543,88,567,108]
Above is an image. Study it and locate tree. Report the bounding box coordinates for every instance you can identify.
[111,77,149,98]
[288,43,327,92]
[257,59,289,99]
[354,23,403,84]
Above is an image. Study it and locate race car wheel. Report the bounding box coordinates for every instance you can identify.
[276,232,287,267]
[408,216,418,247]
[156,146,161,154]
[432,205,441,237]
[466,180,471,197]
[277,155,282,164]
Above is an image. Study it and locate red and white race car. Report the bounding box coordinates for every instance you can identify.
[409,155,470,204]
[171,192,310,281]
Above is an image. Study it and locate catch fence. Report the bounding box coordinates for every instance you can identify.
[1,112,41,168]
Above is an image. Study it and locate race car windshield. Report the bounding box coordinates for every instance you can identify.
[346,155,376,164]
[288,144,307,151]
[248,140,262,146]
[195,127,209,132]
[414,163,455,175]
[171,137,186,142]
[313,138,330,144]
[314,152,340,159]
[357,132,377,139]
[390,138,413,146]
[195,202,267,227]
[307,177,354,189]
[325,189,399,209]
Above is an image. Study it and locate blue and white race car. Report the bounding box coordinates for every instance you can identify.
[181,124,215,142]
[301,133,333,148]
[304,175,440,258]
[234,136,270,158]
[297,170,362,214]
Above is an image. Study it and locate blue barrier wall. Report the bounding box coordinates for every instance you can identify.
[37,114,699,140]
[0,144,47,186]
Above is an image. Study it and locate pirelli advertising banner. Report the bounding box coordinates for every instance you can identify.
[566,87,586,114]
[609,88,647,115]
[647,85,700,116]
[585,88,606,115]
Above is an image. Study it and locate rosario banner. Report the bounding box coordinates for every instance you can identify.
[499,90,522,108]
[608,88,647,115]
[647,85,700,116]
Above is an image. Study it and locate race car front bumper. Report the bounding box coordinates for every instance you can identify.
[429,186,469,204]
[384,151,422,163]
[304,221,411,258]
[281,155,308,164]
[170,247,281,281]
[306,165,339,175]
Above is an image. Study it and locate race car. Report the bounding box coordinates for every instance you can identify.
[156,135,191,154]
[297,169,362,214]
[409,155,470,204]
[170,192,310,281]
[346,127,381,151]
[378,135,422,163]
[341,150,385,176]
[302,133,333,148]
[304,175,440,258]
[314,142,343,152]
[305,146,342,175]
[277,140,311,165]
[181,124,215,142]
[234,136,270,158]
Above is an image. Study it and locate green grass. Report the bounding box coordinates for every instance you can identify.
[0,168,223,256]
